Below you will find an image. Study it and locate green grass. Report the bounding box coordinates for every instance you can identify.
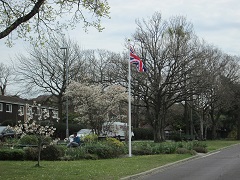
[0,140,239,180]
[0,154,191,180]
[205,140,240,152]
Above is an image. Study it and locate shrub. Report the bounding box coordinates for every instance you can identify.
[84,140,125,159]
[0,149,25,160]
[228,128,237,139]
[176,148,190,154]
[64,147,88,160]
[193,146,208,153]
[41,145,65,160]
[106,137,124,148]
[24,147,38,160]
[132,142,153,155]
[133,128,154,140]
[83,134,98,143]
[19,135,38,145]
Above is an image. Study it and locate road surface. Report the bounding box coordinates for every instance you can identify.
[138,144,240,180]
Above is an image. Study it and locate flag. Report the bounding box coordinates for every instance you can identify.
[130,46,147,72]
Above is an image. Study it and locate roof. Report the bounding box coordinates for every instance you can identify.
[0,95,32,105]
[0,95,58,111]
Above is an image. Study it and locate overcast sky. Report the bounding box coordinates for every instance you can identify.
[1,0,240,66]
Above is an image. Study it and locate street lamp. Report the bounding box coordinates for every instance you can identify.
[60,47,69,139]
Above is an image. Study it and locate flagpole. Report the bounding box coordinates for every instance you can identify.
[128,39,132,157]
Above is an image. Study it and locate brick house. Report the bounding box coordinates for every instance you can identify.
[0,95,58,126]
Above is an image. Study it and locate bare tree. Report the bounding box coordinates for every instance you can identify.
[82,49,120,87]
[0,63,12,95]
[16,35,86,121]
[130,12,206,142]
[0,0,110,46]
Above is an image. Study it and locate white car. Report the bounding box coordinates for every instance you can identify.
[69,129,93,142]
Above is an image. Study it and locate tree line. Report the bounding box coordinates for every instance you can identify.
[1,12,240,142]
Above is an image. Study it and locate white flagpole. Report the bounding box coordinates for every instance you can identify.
[128,39,132,157]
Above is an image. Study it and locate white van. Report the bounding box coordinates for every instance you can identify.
[99,121,133,141]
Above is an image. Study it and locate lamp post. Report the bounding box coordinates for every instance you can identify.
[60,47,69,139]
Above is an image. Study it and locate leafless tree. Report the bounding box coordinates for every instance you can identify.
[0,63,12,95]
[16,35,86,121]
[129,12,207,142]
[82,49,121,87]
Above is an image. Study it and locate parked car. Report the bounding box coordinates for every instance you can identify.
[69,129,93,142]
[0,126,16,141]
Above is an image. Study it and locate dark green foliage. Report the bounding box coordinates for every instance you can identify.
[64,147,88,160]
[132,142,154,155]
[24,145,65,161]
[171,133,182,142]
[18,135,52,146]
[18,135,38,145]
[84,139,126,159]
[0,149,25,160]
[24,147,38,160]
[85,143,115,159]
[192,141,207,148]
[193,146,208,153]
[41,145,65,160]
[176,148,190,154]
[133,128,154,140]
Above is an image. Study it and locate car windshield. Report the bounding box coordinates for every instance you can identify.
[77,129,91,134]
[0,126,7,133]
[0,126,14,134]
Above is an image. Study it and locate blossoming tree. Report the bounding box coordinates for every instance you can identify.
[65,81,128,133]
[12,104,57,167]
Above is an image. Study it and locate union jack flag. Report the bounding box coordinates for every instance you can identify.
[130,46,147,72]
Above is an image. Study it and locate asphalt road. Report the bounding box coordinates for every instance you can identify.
[137,144,240,180]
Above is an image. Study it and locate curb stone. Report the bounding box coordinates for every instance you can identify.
[120,154,200,180]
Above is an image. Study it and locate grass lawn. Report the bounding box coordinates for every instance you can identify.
[205,140,240,152]
[0,140,239,180]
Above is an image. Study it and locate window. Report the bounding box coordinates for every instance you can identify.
[26,106,32,116]
[19,106,24,115]
[6,104,12,113]
[0,103,3,111]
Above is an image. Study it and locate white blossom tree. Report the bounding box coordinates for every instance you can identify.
[12,104,56,167]
[65,81,128,133]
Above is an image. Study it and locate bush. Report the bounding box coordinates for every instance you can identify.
[64,147,88,160]
[132,141,178,155]
[133,128,154,140]
[0,149,25,160]
[24,147,38,160]
[84,140,125,159]
[18,135,52,146]
[193,146,208,153]
[176,148,190,154]
[83,134,98,143]
[19,135,38,145]
[132,142,154,155]
[41,145,65,160]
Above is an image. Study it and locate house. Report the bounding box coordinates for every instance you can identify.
[0,95,58,126]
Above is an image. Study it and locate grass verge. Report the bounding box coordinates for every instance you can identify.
[0,140,239,180]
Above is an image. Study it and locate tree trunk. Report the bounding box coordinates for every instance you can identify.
[57,96,63,122]
[211,124,217,140]
[36,138,42,167]
[153,117,165,142]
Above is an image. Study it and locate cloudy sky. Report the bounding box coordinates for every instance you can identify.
[1,0,240,66]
